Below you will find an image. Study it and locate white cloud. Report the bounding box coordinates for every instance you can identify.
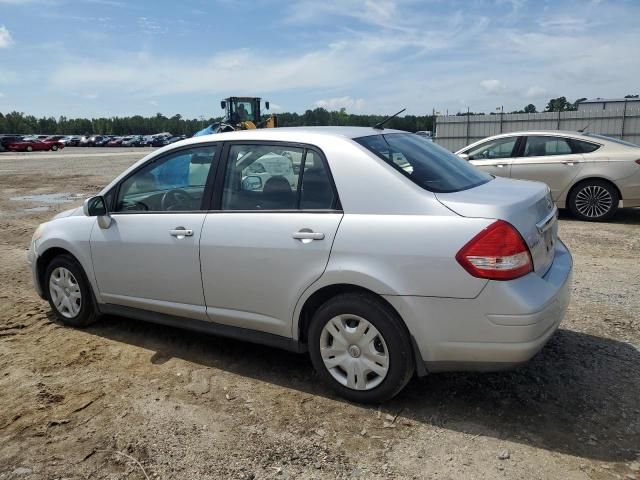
[0,26,13,48]
[315,96,365,111]
[480,79,507,95]
[149,100,158,106]
[50,46,373,97]
[538,17,592,33]
[525,86,547,98]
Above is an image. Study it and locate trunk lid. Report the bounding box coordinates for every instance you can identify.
[435,177,558,276]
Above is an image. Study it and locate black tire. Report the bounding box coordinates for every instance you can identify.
[568,179,619,221]
[308,293,414,403]
[51,145,58,151]
[26,145,33,152]
[44,254,98,327]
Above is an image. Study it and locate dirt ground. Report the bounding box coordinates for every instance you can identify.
[1,147,639,480]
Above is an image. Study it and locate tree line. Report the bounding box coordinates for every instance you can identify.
[2,95,637,135]
[0,108,434,136]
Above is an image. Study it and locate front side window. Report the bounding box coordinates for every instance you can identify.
[116,145,217,212]
[222,144,337,210]
[523,136,572,157]
[466,137,517,160]
[356,133,491,193]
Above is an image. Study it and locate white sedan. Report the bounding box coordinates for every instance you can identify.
[456,131,640,221]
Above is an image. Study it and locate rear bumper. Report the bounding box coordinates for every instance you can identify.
[385,239,573,372]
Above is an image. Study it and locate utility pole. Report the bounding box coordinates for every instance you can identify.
[466,106,470,145]
[621,99,628,140]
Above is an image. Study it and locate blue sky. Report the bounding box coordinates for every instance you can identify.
[0,0,638,118]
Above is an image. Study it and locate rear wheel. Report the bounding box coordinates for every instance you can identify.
[568,180,619,221]
[308,293,414,403]
[51,145,58,151]
[45,254,98,327]
[26,145,33,152]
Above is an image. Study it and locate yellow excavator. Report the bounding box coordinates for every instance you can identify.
[194,97,277,136]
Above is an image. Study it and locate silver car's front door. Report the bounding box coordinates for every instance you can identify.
[509,136,583,201]
[465,136,518,178]
[91,213,208,318]
[90,144,219,319]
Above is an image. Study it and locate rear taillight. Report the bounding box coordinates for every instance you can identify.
[456,220,533,280]
[635,159,640,166]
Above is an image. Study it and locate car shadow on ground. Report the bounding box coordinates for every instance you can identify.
[558,207,640,225]
[76,315,640,463]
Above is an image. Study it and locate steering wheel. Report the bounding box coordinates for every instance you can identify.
[161,188,194,210]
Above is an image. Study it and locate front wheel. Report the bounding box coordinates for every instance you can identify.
[26,145,33,152]
[51,145,58,151]
[308,293,414,403]
[568,180,619,221]
[45,254,98,327]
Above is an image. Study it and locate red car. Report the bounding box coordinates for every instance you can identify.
[6,139,65,152]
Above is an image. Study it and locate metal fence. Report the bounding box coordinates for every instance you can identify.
[434,105,640,152]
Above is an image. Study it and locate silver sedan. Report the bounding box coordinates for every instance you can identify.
[28,127,572,403]
[456,131,640,221]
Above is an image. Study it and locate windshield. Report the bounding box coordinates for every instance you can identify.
[355,133,492,193]
[582,133,639,148]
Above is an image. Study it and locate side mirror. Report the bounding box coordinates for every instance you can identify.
[457,153,470,161]
[241,175,263,191]
[83,195,112,228]
[83,195,107,216]
[220,100,226,110]
[265,101,270,110]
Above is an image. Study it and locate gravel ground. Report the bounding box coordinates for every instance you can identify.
[0,147,639,480]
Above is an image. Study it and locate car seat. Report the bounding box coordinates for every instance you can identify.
[262,176,295,209]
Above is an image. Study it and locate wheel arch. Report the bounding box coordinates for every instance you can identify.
[36,246,97,306]
[37,247,77,298]
[567,176,623,201]
[295,283,427,376]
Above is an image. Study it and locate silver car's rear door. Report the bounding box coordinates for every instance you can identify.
[509,135,583,201]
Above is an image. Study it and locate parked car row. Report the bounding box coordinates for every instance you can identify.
[0,133,188,152]
[79,134,187,147]
[0,135,65,152]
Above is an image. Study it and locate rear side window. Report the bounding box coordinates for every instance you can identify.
[569,139,600,154]
[355,133,491,193]
[221,144,337,210]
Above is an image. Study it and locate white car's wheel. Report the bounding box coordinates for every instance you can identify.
[569,180,619,221]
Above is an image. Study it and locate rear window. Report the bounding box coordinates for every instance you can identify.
[355,133,492,193]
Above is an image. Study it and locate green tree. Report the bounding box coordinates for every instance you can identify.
[545,96,576,112]
[524,104,537,113]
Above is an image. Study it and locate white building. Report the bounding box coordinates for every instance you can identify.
[577,97,640,112]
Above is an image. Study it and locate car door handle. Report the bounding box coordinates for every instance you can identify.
[563,161,575,166]
[292,230,325,241]
[170,227,193,238]
[496,163,505,168]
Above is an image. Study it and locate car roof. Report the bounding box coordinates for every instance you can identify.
[191,126,405,143]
